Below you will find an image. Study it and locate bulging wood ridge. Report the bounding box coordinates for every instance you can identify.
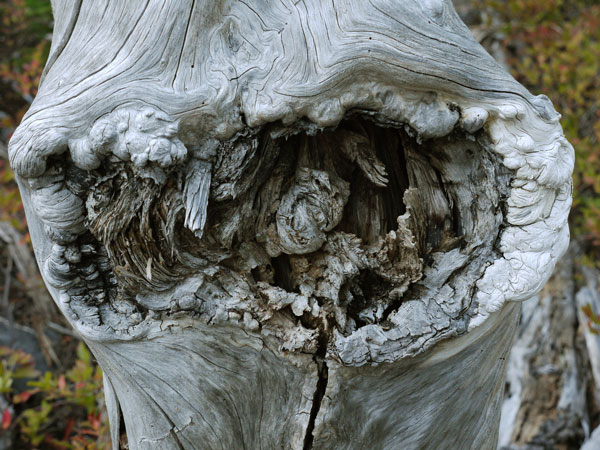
[9,0,573,448]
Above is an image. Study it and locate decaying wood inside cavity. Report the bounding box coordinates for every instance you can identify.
[9,0,573,448]
[71,117,507,348]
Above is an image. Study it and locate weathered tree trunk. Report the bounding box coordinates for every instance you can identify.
[9,1,573,448]
[498,246,600,450]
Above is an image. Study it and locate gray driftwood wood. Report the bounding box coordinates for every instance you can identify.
[499,246,593,449]
[9,0,573,448]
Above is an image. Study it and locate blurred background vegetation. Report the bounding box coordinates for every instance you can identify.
[0,0,598,448]
[1,1,110,448]
[484,0,600,263]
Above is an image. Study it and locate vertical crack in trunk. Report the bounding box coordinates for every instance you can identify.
[303,337,329,450]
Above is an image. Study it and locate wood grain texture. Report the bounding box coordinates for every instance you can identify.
[499,247,599,449]
[9,0,573,448]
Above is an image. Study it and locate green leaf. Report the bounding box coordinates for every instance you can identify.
[12,366,40,380]
[76,343,91,365]
[0,373,14,393]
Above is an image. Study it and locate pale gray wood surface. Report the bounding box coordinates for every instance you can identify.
[9,1,573,448]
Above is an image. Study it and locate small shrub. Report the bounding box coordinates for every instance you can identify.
[0,343,110,449]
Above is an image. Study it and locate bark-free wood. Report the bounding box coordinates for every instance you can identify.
[499,247,600,449]
[9,1,573,448]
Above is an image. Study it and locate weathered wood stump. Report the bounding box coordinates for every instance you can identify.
[9,0,573,448]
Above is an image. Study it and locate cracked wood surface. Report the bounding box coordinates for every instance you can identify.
[9,0,573,448]
[499,246,600,450]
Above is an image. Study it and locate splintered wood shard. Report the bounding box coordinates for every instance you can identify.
[9,0,573,449]
[184,159,212,239]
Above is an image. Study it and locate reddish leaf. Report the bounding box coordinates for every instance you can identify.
[1,408,12,430]
[88,412,102,430]
[62,417,75,441]
[13,390,34,404]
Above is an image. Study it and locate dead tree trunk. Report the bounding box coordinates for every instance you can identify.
[9,1,573,448]
[499,245,600,449]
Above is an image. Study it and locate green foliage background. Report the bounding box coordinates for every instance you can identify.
[0,0,52,230]
[1,2,111,447]
[480,0,600,263]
